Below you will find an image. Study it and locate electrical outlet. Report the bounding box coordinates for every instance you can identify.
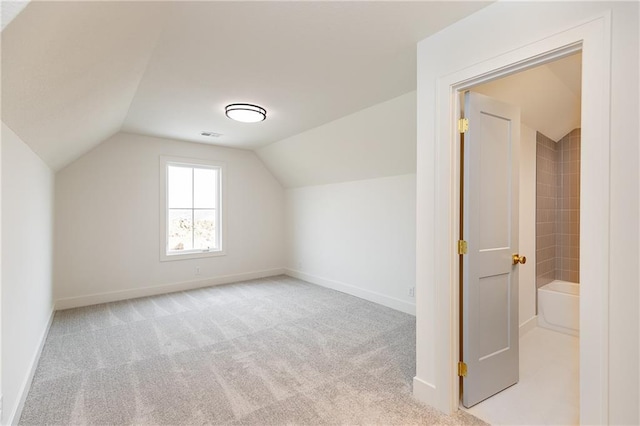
[195,266,200,276]
[408,287,415,298]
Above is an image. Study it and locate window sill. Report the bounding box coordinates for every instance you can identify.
[160,249,226,262]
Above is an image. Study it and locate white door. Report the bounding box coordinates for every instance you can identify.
[461,91,521,408]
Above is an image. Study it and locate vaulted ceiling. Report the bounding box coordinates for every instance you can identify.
[473,52,582,141]
[1,1,492,171]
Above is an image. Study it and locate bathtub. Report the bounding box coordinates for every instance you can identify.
[537,280,580,336]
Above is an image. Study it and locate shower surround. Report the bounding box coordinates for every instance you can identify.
[535,129,581,288]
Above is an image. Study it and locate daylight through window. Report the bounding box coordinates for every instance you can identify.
[161,158,224,260]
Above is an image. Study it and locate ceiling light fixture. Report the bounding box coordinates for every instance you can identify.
[225,103,266,123]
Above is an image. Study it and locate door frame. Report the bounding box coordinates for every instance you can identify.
[414,11,611,424]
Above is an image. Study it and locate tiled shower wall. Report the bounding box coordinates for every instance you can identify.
[535,129,581,288]
[557,129,580,282]
[536,133,558,288]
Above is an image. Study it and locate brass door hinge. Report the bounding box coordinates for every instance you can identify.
[457,240,468,255]
[458,361,468,377]
[458,118,469,133]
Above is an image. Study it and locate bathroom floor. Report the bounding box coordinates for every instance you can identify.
[463,326,579,425]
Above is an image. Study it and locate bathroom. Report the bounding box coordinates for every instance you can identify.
[463,52,582,425]
[536,128,580,336]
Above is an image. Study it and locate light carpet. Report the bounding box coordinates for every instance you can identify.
[20,275,485,425]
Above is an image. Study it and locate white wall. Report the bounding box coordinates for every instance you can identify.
[285,174,416,315]
[519,124,536,331]
[1,122,55,425]
[607,4,640,423]
[258,90,418,315]
[415,2,638,424]
[54,132,285,306]
[257,91,416,188]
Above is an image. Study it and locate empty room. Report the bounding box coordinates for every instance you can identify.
[1,1,638,425]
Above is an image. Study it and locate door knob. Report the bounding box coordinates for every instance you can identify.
[512,254,527,265]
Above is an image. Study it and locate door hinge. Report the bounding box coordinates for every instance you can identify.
[457,240,468,255]
[458,361,468,377]
[458,118,469,133]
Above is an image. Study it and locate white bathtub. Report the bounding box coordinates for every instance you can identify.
[537,280,580,336]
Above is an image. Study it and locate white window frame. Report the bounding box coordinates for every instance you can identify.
[160,156,226,261]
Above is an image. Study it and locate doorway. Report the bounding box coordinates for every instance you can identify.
[411,11,612,425]
[458,52,582,425]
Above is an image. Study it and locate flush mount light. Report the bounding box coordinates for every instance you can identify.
[225,103,266,123]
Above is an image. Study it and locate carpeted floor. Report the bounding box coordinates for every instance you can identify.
[20,275,486,425]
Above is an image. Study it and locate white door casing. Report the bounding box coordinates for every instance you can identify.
[413,8,611,423]
[461,91,520,407]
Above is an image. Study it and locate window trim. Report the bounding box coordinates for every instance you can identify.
[159,155,227,262]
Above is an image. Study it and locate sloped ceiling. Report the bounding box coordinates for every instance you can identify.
[473,53,582,141]
[257,91,416,188]
[1,2,168,170]
[1,1,492,171]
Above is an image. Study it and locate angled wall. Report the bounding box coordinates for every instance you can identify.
[1,1,167,170]
[256,91,416,188]
[258,92,417,314]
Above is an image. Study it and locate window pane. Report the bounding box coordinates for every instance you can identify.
[168,166,192,208]
[194,168,218,209]
[194,209,217,250]
[168,209,193,251]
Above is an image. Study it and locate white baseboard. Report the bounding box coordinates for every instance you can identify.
[284,268,416,315]
[8,306,55,426]
[55,268,285,310]
[519,315,538,337]
[412,376,437,408]
[537,315,579,337]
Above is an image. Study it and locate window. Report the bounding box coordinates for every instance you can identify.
[160,157,225,261]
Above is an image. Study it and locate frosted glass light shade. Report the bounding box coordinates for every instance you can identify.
[225,103,266,123]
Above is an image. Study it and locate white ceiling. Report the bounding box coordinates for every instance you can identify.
[1,1,167,170]
[1,1,491,170]
[473,53,582,141]
[258,91,416,188]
